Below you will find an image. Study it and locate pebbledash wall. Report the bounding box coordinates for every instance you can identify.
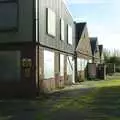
[0,0,75,97]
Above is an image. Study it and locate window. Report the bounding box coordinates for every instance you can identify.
[60,54,64,76]
[46,8,56,37]
[67,24,72,45]
[0,51,20,82]
[60,19,64,41]
[44,50,54,79]
[67,56,73,75]
[0,0,18,31]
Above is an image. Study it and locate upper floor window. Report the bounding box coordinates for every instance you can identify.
[0,0,18,32]
[60,19,64,41]
[46,8,56,37]
[67,24,72,45]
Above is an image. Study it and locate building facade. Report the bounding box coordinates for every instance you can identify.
[75,23,92,81]
[0,0,36,98]
[0,0,104,98]
[37,0,75,93]
[0,0,76,97]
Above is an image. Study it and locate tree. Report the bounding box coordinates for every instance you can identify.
[103,49,120,73]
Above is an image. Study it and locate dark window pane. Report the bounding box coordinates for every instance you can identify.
[0,2,18,31]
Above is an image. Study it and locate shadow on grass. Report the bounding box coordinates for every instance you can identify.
[36,85,120,120]
[1,85,120,120]
[0,99,41,120]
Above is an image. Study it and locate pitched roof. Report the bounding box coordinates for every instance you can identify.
[75,22,86,46]
[90,37,98,55]
[75,22,92,58]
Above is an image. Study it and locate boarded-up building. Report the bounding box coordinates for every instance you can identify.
[75,22,92,81]
[0,0,75,98]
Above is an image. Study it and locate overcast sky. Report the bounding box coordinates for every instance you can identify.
[65,0,120,51]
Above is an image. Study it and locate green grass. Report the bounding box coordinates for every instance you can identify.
[95,79,120,87]
[36,79,120,120]
[1,79,120,120]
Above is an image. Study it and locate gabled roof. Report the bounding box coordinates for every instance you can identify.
[75,22,92,59]
[90,37,98,55]
[75,22,86,46]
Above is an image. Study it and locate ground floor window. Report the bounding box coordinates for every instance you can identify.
[44,50,54,79]
[77,58,88,71]
[60,54,64,76]
[77,58,81,71]
[0,51,20,82]
[67,56,73,75]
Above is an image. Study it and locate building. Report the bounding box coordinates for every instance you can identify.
[75,22,92,82]
[0,0,76,98]
[0,0,105,98]
[37,0,75,92]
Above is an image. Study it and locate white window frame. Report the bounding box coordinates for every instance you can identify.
[46,8,56,37]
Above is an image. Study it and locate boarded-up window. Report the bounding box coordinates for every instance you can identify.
[60,54,64,76]
[44,50,54,79]
[0,51,20,82]
[46,8,56,37]
[67,56,73,75]
[60,19,64,41]
[77,58,88,71]
[0,0,18,31]
[67,24,72,45]
[77,58,82,71]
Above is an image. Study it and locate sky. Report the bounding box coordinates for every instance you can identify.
[64,0,120,51]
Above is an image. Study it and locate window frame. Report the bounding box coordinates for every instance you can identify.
[44,50,55,79]
[67,24,72,45]
[46,8,56,37]
[60,18,65,41]
[60,54,64,76]
[0,0,19,32]
[0,50,21,82]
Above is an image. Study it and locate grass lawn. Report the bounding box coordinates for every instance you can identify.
[1,79,120,120]
[36,79,120,120]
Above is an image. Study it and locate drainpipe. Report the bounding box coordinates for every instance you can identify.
[74,51,78,83]
[72,56,75,84]
[33,0,40,96]
[37,0,40,95]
